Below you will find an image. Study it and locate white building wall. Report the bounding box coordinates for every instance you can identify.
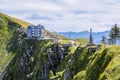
[41,26,45,39]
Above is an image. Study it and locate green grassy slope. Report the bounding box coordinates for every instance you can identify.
[72,45,120,80]
[75,38,88,46]
[3,39,53,80]
[45,30,68,39]
[0,13,25,73]
[98,46,120,80]
[1,12,120,80]
[0,12,66,76]
[0,13,30,28]
[0,12,66,39]
[48,44,120,80]
[3,39,73,80]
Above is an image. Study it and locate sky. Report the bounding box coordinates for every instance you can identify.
[0,0,120,32]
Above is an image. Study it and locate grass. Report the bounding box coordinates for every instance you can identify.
[73,70,86,80]
[0,12,26,73]
[54,45,120,80]
[3,39,53,80]
[46,30,67,40]
[99,46,120,80]
[85,46,120,80]
[0,12,67,39]
[75,38,88,46]
[1,12,120,80]
[0,12,30,29]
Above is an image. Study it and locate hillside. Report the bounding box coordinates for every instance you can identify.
[0,13,26,73]
[3,38,120,80]
[71,45,120,80]
[1,13,120,80]
[0,12,65,79]
[0,13,30,28]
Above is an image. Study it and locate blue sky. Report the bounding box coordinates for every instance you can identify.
[0,0,120,32]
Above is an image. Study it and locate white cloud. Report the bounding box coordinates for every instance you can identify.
[0,0,120,32]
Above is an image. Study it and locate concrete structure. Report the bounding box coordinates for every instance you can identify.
[26,25,45,40]
[89,28,93,44]
[86,28,96,46]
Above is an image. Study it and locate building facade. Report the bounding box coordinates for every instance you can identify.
[26,25,45,40]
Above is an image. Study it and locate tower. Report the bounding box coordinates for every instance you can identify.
[89,28,93,44]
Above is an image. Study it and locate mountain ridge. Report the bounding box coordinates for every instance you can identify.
[54,30,110,43]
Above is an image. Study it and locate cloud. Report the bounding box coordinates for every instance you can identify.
[28,14,53,20]
[0,0,120,32]
[100,1,116,5]
[72,10,107,14]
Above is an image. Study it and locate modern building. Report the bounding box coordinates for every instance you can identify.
[26,25,45,40]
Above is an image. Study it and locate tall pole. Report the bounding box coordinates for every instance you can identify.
[89,28,93,44]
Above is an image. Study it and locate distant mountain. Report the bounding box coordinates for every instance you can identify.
[54,30,110,43]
